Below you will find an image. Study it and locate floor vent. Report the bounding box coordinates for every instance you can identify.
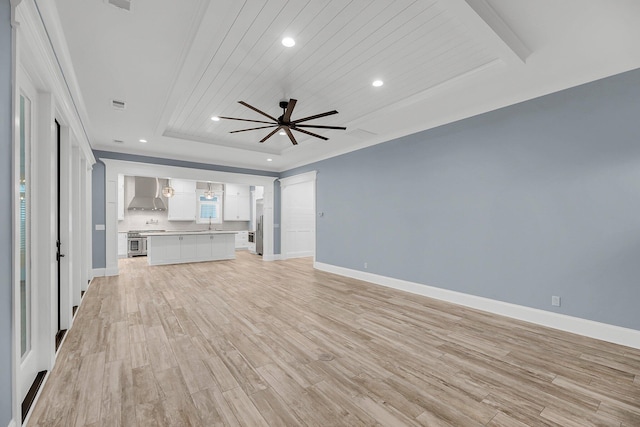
[55,329,67,352]
[22,370,47,422]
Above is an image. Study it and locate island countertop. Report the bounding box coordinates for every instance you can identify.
[140,230,239,237]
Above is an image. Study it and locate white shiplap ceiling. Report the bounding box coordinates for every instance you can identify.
[47,0,640,171]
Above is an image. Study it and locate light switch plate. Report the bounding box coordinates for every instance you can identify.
[95,224,105,231]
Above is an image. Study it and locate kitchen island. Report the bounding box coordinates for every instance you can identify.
[142,231,237,266]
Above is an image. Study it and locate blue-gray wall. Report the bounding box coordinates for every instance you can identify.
[282,68,640,331]
[1,1,12,424]
[91,151,280,268]
[91,161,106,268]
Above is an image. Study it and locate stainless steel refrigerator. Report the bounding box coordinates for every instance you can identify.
[256,199,263,256]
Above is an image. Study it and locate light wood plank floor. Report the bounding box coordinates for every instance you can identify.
[28,252,640,426]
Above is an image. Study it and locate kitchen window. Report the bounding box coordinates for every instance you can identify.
[196,191,222,224]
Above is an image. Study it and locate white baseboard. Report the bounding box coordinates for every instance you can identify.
[280,251,314,260]
[91,268,105,278]
[262,254,282,261]
[92,267,119,277]
[314,262,640,350]
[8,419,16,427]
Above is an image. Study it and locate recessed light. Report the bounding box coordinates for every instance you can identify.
[139,139,147,143]
[372,80,384,87]
[281,37,295,47]
[267,158,273,162]
[279,131,286,135]
[211,116,220,121]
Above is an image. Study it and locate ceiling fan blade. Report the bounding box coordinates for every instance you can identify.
[284,127,298,145]
[229,125,277,133]
[292,127,328,141]
[282,98,297,122]
[238,101,278,122]
[260,126,282,143]
[295,124,347,130]
[219,116,275,125]
[292,110,338,124]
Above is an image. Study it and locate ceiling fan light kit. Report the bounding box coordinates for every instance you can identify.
[219,98,346,145]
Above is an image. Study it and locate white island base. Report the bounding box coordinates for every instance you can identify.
[143,231,237,266]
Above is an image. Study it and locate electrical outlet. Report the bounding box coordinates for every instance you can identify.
[364,262,368,269]
[552,296,561,307]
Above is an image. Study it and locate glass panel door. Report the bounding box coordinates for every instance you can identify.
[19,93,31,359]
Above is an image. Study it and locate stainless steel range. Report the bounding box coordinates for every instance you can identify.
[127,230,165,257]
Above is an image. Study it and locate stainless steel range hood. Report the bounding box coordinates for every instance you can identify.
[127,177,167,211]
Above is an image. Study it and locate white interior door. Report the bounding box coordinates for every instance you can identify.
[15,78,41,412]
[280,172,316,259]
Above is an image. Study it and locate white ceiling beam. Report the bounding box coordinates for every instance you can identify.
[446,0,531,65]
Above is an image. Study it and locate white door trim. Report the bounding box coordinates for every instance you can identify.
[279,171,317,261]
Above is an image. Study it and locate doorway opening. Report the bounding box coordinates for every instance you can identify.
[54,119,66,351]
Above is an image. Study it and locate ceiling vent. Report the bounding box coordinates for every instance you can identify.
[105,0,132,12]
[112,139,124,144]
[111,99,126,110]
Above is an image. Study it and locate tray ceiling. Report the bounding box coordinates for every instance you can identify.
[48,0,640,171]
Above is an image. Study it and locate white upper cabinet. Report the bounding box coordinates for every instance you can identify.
[171,179,196,193]
[168,179,196,221]
[224,184,250,221]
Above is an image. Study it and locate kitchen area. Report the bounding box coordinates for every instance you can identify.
[116,175,265,265]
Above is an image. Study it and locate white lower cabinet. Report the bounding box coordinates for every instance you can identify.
[180,235,198,259]
[210,234,235,260]
[196,235,212,259]
[151,235,181,262]
[147,233,236,265]
[235,231,249,249]
[118,232,128,258]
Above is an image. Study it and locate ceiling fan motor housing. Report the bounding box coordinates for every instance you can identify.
[220,98,346,145]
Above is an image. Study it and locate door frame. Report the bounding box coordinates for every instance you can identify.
[100,159,278,274]
[279,171,317,261]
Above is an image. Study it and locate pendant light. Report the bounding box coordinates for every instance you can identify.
[162,180,175,198]
[204,182,215,200]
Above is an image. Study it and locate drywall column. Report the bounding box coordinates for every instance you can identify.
[85,162,93,282]
[1,2,12,425]
[80,156,89,291]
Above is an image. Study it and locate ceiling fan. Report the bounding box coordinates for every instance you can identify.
[219,98,346,145]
